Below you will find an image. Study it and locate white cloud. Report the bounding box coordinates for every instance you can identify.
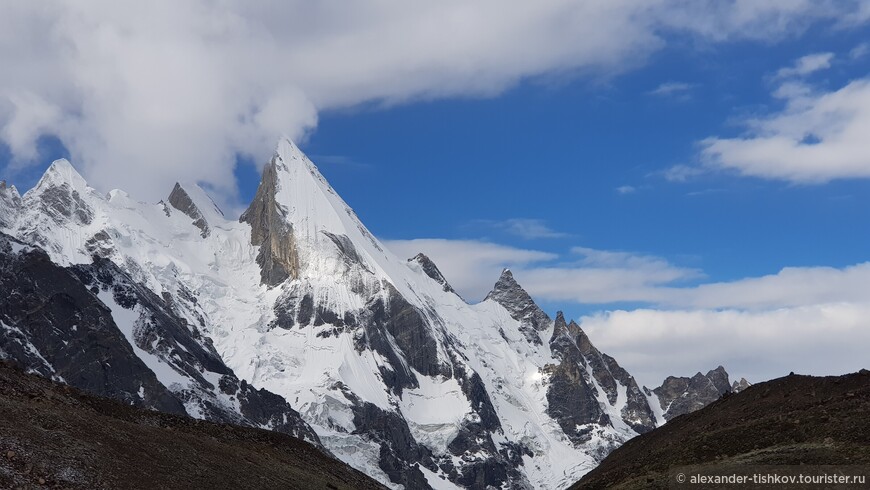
[775,52,835,78]
[660,164,706,182]
[1,1,867,206]
[384,239,701,303]
[648,81,695,97]
[385,236,870,385]
[701,77,870,183]
[658,262,870,310]
[615,185,636,194]
[386,237,870,310]
[581,303,870,389]
[850,42,870,59]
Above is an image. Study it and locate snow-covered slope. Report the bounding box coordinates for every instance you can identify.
[0,139,725,489]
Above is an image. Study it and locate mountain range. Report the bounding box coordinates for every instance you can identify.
[0,139,747,489]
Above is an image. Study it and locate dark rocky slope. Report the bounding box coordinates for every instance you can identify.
[0,361,385,490]
[571,369,870,489]
[0,231,319,444]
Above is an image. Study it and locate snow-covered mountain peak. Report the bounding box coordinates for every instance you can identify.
[30,158,90,195]
[240,137,411,292]
[17,159,101,237]
[485,268,551,344]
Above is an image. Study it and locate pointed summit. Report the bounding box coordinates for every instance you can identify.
[32,159,90,194]
[24,159,95,226]
[168,183,224,238]
[409,253,458,296]
[485,269,551,344]
[240,137,395,287]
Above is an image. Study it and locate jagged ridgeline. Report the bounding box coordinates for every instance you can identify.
[0,140,738,490]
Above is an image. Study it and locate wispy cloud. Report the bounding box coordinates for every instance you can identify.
[384,238,701,303]
[660,164,706,182]
[382,238,556,301]
[850,42,869,59]
[473,218,568,240]
[648,81,696,97]
[615,185,636,195]
[775,52,834,78]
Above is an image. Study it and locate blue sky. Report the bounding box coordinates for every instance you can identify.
[295,25,870,314]
[3,2,870,385]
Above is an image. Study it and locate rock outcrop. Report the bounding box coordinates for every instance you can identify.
[650,366,735,420]
[239,157,301,286]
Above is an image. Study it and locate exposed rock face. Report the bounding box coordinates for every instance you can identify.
[0,232,185,415]
[547,313,610,443]
[485,269,551,344]
[168,183,211,237]
[0,180,21,229]
[239,158,300,286]
[652,366,734,420]
[351,399,436,490]
[546,311,657,443]
[409,253,457,295]
[366,283,446,383]
[572,325,656,434]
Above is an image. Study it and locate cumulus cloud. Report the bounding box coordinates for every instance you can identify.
[1,1,868,206]
[385,236,870,385]
[581,304,870,389]
[701,77,870,183]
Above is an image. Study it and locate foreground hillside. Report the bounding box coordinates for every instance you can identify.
[572,369,870,489]
[0,361,385,490]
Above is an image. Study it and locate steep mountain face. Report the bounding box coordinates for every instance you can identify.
[0,180,21,229]
[0,139,732,489]
[0,231,319,444]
